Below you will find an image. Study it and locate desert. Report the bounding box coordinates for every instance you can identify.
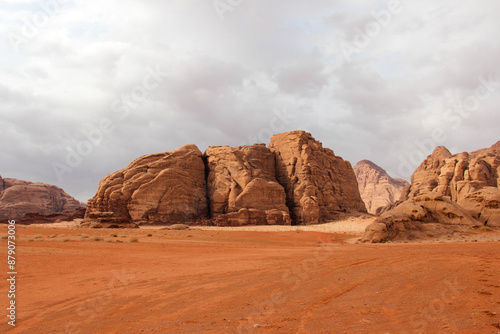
[1,220,500,333]
[2,1,500,333]
[2,131,500,333]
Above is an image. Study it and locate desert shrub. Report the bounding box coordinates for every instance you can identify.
[62,238,70,242]
[129,237,139,243]
[110,233,118,237]
[93,236,103,241]
[479,225,492,231]
[147,234,153,237]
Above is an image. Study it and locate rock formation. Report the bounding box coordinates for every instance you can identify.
[269,131,366,224]
[407,142,500,226]
[0,207,86,225]
[204,144,291,226]
[362,141,500,242]
[85,130,366,227]
[353,160,409,215]
[85,144,209,225]
[0,175,82,221]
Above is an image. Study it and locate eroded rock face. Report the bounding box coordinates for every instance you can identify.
[85,144,209,225]
[204,144,291,226]
[353,160,409,215]
[362,141,500,242]
[269,131,366,224]
[86,131,367,226]
[406,142,500,226]
[0,175,82,220]
[361,194,482,243]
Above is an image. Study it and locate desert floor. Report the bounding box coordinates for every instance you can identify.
[1,220,500,334]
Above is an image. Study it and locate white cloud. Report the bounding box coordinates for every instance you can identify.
[0,0,499,201]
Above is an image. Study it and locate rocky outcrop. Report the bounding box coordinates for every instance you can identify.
[86,131,367,227]
[0,175,82,220]
[85,144,209,225]
[0,207,86,225]
[204,144,291,226]
[406,142,500,226]
[269,131,366,225]
[362,141,500,242]
[361,194,482,243]
[353,160,409,215]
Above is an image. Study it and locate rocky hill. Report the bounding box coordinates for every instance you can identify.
[0,175,82,221]
[362,141,500,243]
[86,130,366,226]
[353,160,409,215]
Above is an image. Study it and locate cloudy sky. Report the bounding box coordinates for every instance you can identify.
[1,0,499,202]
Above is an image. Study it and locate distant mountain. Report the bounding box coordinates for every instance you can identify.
[353,160,409,215]
[0,175,82,220]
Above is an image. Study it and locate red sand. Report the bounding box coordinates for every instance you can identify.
[1,225,500,334]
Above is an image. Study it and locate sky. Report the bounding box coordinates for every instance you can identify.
[1,0,499,202]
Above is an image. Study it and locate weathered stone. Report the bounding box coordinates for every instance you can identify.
[269,130,366,225]
[361,194,481,243]
[204,144,291,225]
[85,144,209,225]
[0,176,82,220]
[362,141,500,242]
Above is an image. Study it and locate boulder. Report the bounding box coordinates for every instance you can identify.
[353,160,409,215]
[361,194,482,243]
[204,144,291,226]
[85,144,209,225]
[0,176,82,220]
[269,131,366,224]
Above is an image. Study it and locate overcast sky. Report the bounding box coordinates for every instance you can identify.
[1,0,499,202]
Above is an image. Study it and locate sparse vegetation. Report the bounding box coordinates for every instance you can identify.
[129,237,139,243]
[62,238,70,242]
[34,234,44,239]
[105,239,114,243]
[110,233,118,237]
[93,236,103,241]
[479,225,492,231]
[1,235,8,240]
[147,234,153,237]
[81,234,90,238]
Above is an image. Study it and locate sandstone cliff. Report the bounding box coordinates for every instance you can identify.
[204,144,291,226]
[269,131,366,225]
[353,160,409,215]
[85,145,209,225]
[0,174,82,220]
[86,131,366,226]
[362,141,500,243]
[407,142,500,226]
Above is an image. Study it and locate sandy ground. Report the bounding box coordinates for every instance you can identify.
[1,222,500,334]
